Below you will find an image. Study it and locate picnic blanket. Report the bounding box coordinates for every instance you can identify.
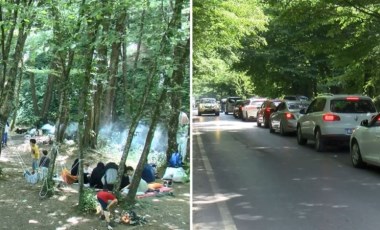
[136,186,173,199]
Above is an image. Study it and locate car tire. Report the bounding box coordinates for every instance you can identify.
[198,111,201,116]
[297,126,307,145]
[225,111,228,115]
[315,129,325,152]
[215,112,220,116]
[242,112,246,121]
[351,141,364,168]
[269,122,274,133]
[257,119,261,127]
[280,122,286,136]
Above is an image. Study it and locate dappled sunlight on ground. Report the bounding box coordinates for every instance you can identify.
[0,133,190,229]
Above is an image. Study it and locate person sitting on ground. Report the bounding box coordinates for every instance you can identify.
[39,150,50,168]
[121,167,149,196]
[30,139,40,174]
[141,163,156,183]
[39,150,50,180]
[90,162,105,189]
[70,158,79,176]
[101,162,118,191]
[120,166,134,189]
[96,189,118,230]
[83,162,92,184]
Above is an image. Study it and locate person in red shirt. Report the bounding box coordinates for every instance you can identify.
[97,189,118,229]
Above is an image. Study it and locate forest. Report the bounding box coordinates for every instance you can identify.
[0,0,190,220]
[193,0,380,102]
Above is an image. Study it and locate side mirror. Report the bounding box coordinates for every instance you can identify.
[360,119,369,127]
[299,108,306,114]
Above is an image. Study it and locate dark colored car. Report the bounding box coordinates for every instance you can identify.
[257,99,283,128]
[233,100,246,119]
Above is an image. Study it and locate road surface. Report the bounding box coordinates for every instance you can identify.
[193,112,380,230]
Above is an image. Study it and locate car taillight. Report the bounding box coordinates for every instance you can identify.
[323,113,340,121]
[346,97,359,101]
[266,108,271,112]
[285,113,295,120]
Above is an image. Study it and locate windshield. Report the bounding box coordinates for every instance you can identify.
[200,98,216,104]
[330,99,376,113]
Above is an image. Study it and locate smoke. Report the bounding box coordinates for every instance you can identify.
[98,122,168,157]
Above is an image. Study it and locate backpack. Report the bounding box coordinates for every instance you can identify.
[168,152,182,168]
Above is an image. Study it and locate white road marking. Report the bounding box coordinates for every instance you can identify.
[194,133,238,230]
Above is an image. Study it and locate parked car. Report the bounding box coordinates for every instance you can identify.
[350,113,380,168]
[225,96,243,115]
[197,98,220,116]
[297,94,377,152]
[269,101,310,135]
[241,98,266,121]
[257,99,283,128]
[233,100,246,119]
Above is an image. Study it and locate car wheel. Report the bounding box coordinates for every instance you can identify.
[351,141,364,168]
[280,122,286,136]
[257,118,261,127]
[242,112,246,121]
[315,129,325,152]
[225,111,228,115]
[215,111,220,116]
[198,111,201,116]
[264,116,269,128]
[297,126,307,145]
[269,122,274,133]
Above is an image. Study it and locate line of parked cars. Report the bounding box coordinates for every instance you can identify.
[227,94,380,170]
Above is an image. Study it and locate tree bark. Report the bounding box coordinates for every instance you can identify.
[102,7,127,126]
[29,72,40,116]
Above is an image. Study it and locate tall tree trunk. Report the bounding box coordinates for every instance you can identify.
[29,72,40,116]
[102,7,127,126]
[0,6,32,155]
[10,63,24,130]
[78,15,99,208]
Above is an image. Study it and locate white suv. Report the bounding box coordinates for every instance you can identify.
[296,94,377,152]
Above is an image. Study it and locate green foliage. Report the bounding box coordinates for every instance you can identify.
[79,188,98,214]
[193,0,268,98]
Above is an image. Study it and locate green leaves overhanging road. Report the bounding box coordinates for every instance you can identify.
[194,0,380,101]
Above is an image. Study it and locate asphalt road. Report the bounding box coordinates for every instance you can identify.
[192,112,380,230]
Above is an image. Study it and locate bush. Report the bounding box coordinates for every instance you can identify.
[79,188,98,213]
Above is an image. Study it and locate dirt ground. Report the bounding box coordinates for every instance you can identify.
[0,133,190,230]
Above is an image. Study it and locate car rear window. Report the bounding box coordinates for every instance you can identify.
[330,99,376,113]
[287,102,309,110]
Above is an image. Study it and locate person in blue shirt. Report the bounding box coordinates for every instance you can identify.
[141,163,155,183]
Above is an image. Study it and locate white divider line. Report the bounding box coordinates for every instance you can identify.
[195,133,237,230]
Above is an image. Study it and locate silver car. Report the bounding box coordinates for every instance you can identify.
[269,101,310,135]
[350,113,380,168]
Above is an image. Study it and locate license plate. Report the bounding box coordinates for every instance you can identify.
[345,128,354,135]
